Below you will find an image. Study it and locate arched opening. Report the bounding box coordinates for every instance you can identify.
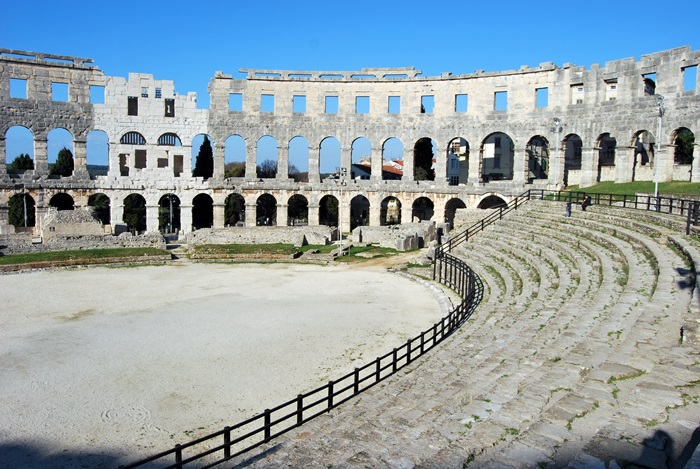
[630,130,655,182]
[596,133,617,182]
[256,136,278,178]
[444,198,466,229]
[563,134,583,187]
[481,133,514,181]
[49,192,75,210]
[412,197,434,222]
[351,137,372,180]
[8,192,36,228]
[192,134,214,180]
[350,195,370,230]
[413,137,436,181]
[381,138,404,180]
[48,128,74,177]
[158,194,181,234]
[225,193,246,226]
[526,136,549,181]
[5,126,35,172]
[447,137,468,185]
[119,131,147,176]
[256,194,277,225]
[673,128,695,181]
[478,195,507,209]
[287,194,309,226]
[156,132,183,177]
[192,194,214,229]
[380,196,402,225]
[288,136,309,181]
[123,193,147,234]
[319,195,339,226]
[88,193,111,225]
[225,135,246,178]
[87,130,109,177]
[320,136,341,181]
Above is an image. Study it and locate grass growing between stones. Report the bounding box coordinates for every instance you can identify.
[191,243,299,255]
[0,247,168,265]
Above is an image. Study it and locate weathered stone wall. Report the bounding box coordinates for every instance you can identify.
[185,226,335,247]
[0,231,165,255]
[41,207,104,240]
[352,222,437,251]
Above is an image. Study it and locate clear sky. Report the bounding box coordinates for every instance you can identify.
[2,0,699,169]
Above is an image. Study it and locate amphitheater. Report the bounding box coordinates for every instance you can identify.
[1,46,700,468]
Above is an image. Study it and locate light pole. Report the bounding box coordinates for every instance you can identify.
[654,95,666,202]
[337,167,347,256]
[551,117,564,187]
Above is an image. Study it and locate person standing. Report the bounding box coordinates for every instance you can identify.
[565,201,572,217]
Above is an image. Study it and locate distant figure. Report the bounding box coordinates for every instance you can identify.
[565,201,571,217]
[581,195,592,211]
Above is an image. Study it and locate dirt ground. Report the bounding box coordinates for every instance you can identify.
[0,261,446,468]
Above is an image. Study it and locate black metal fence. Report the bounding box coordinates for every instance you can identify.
[121,241,483,468]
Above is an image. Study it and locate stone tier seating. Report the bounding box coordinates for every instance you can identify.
[233,200,700,468]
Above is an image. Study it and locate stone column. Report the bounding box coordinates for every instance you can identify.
[73,139,89,179]
[308,203,320,226]
[692,143,700,182]
[369,196,381,227]
[111,197,123,228]
[146,204,159,233]
[184,145,193,177]
[277,145,289,180]
[245,203,257,227]
[659,142,674,183]
[108,143,120,177]
[402,147,414,182]
[276,203,287,226]
[0,137,7,180]
[401,203,413,224]
[580,146,599,187]
[180,204,193,234]
[371,147,383,182]
[213,143,225,179]
[550,139,566,190]
[340,197,351,234]
[512,147,526,184]
[308,146,320,183]
[615,146,633,183]
[340,146,352,177]
[246,144,257,180]
[34,137,49,175]
[468,149,482,185]
[211,202,224,228]
[434,151,447,187]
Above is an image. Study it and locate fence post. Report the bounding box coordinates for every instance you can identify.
[297,394,303,425]
[264,409,271,441]
[354,368,360,394]
[328,380,334,409]
[420,331,425,354]
[224,426,231,459]
[375,357,381,382]
[406,339,412,364]
[392,348,398,373]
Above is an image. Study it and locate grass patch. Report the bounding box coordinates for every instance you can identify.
[0,247,168,265]
[566,181,700,196]
[191,243,298,256]
[338,245,399,262]
[298,244,338,254]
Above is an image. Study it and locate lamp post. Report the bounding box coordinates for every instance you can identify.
[337,167,347,256]
[551,117,564,187]
[654,95,666,202]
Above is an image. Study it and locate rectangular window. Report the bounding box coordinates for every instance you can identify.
[141,87,148,98]
[388,95,400,114]
[293,95,306,113]
[128,96,138,116]
[355,95,369,114]
[52,82,69,102]
[494,91,507,110]
[90,85,105,104]
[605,79,618,101]
[570,84,584,105]
[455,94,468,112]
[261,94,274,113]
[421,95,434,113]
[164,98,175,117]
[229,93,243,111]
[683,65,697,91]
[495,137,502,149]
[643,73,656,96]
[134,150,147,169]
[157,158,168,168]
[536,87,548,107]
[155,88,162,99]
[10,78,27,99]
[325,95,338,114]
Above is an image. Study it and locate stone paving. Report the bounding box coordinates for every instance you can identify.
[227,200,700,469]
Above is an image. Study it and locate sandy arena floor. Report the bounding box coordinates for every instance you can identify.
[0,262,446,468]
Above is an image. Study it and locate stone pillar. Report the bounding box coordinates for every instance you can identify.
[369,196,381,227]
[340,146,352,177]
[512,147,527,184]
[0,137,7,180]
[615,146,633,183]
[108,143,120,177]
[184,145,193,177]
[245,203,257,227]
[308,203,320,226]
[111,198,124,227]
[277,145,289,180]
[146,204,159,233]
[213,143,225,179]
[468,149,482,185]
[308,146,320,183]
[580,146,598,187]
[277,203,288,226]
[213,202,225,228]
[550,139,566,190]
[339,197,351,234]
[659,142,674,183]
[401,203,413,224]
[434,151,447,187]
[691,143,700,182]
[73,139,89,179]
[34,137,49,175]
[245,144,257,180]
[402,147,414,182]
[180,204,193,233]
[371,147,383,181]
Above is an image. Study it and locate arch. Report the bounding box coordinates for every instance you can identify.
[49,192,75,210]
[380,196,402,225]
[320,136,341,181]
[350,195,370,230]
[444,198,466,229]
[381,138,404,180]
[256,193,277,225]
[120,131,146,145]
[563,134,583,187]
[351,137,372,180]
[8,192,36,228]
[256,135,278,178]
[526,135,549,181]
[86,130,109,176]
[481,132,514,181]
[412,197,434,222]
[319,195,339,226]
[158,194,181,233]
[673,127,695,165]
[123,193,147,233]
[5,125,34,168]
[225,193,246,226]
[192,134,214,179]
[596,133,617,182]
[48,128,74,176]
[446,137,469,185]
[225,135,246,178]
[287,194,309,226]
[157,133,182,146]
[477,194,507,209]
[288,136,309,181]
[88,193,111,225]
[413,137,436,181]
[192,193,214,229]
[630,130,655,182]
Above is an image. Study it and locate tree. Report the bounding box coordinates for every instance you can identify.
[674,129,695,165]
[8,153,34,171]
[49,147,74,177]
[123,194,146,233]
[413,138,434,180]
[225,194,245,226]
[88,193,111,225]
[8,193,35,227]
[193,136,214,179]
[257,159,277,178]
[224,162,245,178]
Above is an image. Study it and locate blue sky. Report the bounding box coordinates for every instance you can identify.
[2,0,699,168]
